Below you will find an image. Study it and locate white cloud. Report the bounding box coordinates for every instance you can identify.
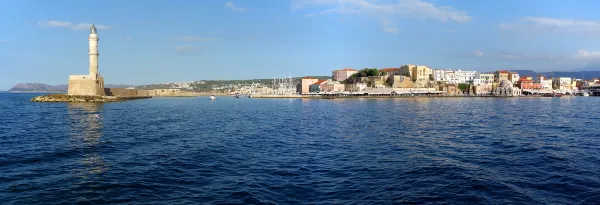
[292,0,470,34]
[38,20,110,30]
[574,50,600,60]
[171,36,217,41]
[123,36,133,40]
[499,17,600,34]
[176,45,198,54]
[225,2,247,11]
[225,1,261,12]
[475,50,483,57]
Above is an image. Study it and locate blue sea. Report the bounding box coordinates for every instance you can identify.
[1,92,600,204]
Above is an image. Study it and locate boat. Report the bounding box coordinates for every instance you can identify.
[209,95,216,100]
[543,93,562,97]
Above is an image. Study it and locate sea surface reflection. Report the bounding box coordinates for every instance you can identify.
[2,93,600,204]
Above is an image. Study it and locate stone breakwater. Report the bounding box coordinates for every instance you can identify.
[31,94,151,102]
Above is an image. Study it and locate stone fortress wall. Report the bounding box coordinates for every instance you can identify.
[68,75,105,96]
[104,88,200,97]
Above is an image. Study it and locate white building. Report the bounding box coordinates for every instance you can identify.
[433,69,450,82]
[552,77,572,90]
[536,76,553,90]
[432,69,476,84]
[455,70,477,84]
[345,83,367,92]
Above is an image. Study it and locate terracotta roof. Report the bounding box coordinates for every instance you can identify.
[379,68,399,72]
[302,76,317,79]
[497,70,509,73]
[312,80,328,85]
[511,72,518,74]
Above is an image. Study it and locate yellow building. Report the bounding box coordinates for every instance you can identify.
[494,70,510,83]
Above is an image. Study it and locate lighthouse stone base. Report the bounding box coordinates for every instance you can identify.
[67,75,105,96]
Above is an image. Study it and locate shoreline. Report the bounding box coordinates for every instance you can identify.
[249,95,581,99]
[31,94,152,103]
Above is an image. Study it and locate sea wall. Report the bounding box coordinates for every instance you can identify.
[104,88,203,97]
[31,94,151,102]
[104,88,141,96]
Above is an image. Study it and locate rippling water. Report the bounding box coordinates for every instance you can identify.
[2,93,600,204]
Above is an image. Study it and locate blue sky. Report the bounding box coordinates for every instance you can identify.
[2,0,600,89]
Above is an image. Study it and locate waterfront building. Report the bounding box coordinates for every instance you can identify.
[414,65,433,82]
[481,73,495,84]
[472,75,481,85]
[389,75,414,88]
[472,72,495,95]
[400,64,433,88]
[516,77,543,90]
[300,77,319,94]
[345,83,367,92]
[379,68,400,77]
[321,80,345,93]
[445,71,457,83]
[432,69,450,82]
[332,68,359,82]
[509,72,520,84]
[454,70,477,84]
[536,76,553,90]
[370,76,387,88]
[68,25,105,96]
[493,80,522,96]
[473,73,495,85]
[438,83,461,95]
[494,70,510,83]
[399,64,416,78]
[571,79,579,90]
[473,84,493,95]
[309,79,328,93]
[552,77,572,90]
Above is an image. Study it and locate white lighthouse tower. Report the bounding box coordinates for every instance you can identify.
[89,24,99,80]
[67,24,105,96]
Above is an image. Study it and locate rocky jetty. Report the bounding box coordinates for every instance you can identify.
[31,94,151,102]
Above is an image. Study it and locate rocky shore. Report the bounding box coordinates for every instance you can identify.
[31,94,152,102]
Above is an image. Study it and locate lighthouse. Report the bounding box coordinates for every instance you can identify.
[89,24,99,80]
[67,24,105,96]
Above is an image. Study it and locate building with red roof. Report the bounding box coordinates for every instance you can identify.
[332,68,359,82]
[309,79,330,93]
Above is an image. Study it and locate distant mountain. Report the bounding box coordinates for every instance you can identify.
[510,70,600,80]
[8,83,68,92]
[8,83,133,92]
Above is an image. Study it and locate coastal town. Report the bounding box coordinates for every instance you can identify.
[28,24,600,101]
[224,67,600,97]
